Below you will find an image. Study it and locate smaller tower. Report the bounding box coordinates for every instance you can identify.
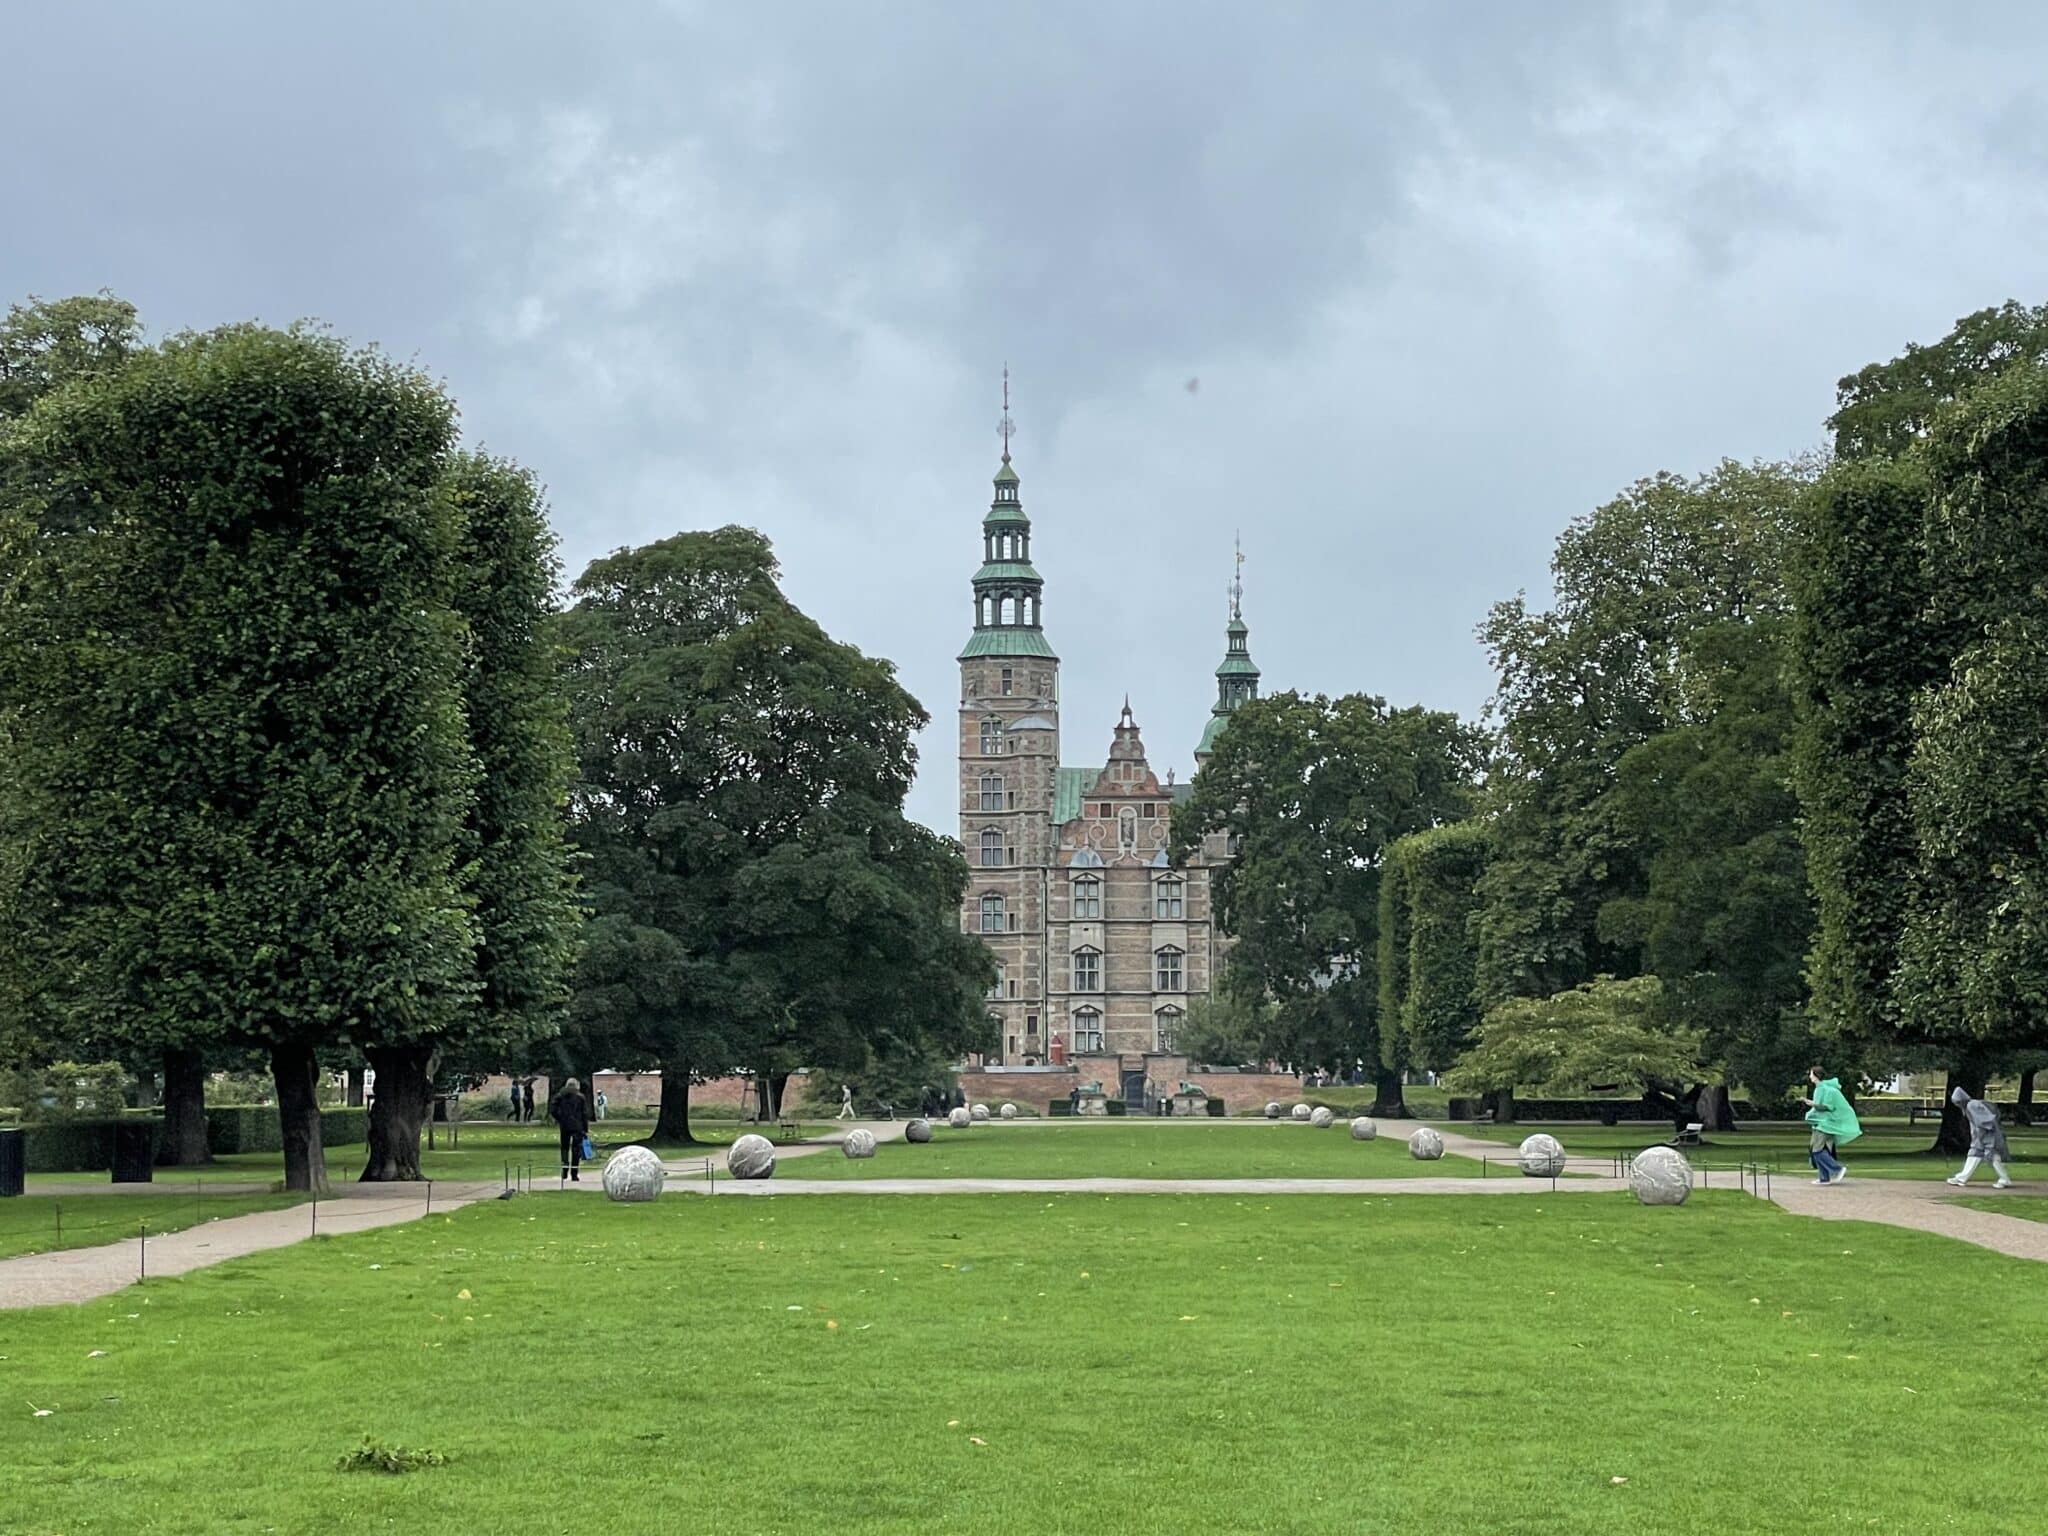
[1195,537,1260,766]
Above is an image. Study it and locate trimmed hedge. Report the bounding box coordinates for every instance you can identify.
[20,1117,161,1174]
[1446,1097,1759,1123]
[207,1105,369,1154]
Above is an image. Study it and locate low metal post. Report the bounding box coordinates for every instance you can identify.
[311,1192,319,1237]
[425,1180,433,1217]
[54,1199,61,1249]
[139,1218,147,1280]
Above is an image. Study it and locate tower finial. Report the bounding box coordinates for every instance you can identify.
[998,364,1014,464]
[1230,532,1244,621]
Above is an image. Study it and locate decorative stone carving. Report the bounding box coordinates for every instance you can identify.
[842,1129,877,1159]
[726,1133,775,1180]
[1291,1104,1313,1122]
[905,1118,933,1143]
[1264,1102,1282,1119]
[600,1144,666,1202]
[1349,1117,1377,1141]
[971,1104,991,1122]
[1629,1146,1692,1205]
[1310,1107,1335,1128]
[1517,1133,1568,1178]
[1407,1128,1445,1161]
[948,1107,972,1129]
[1000,1103,1018,1120]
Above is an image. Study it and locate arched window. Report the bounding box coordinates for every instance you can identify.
[1155,946,1184,992]
[1071,1007,1105,1053]
[980,828,1003,867]
[1072,874,1101,920]
[1072,947,1102,992]
[980,774,1003,812]
[1154,876,1184,920]
[979,893,1005,933]
[1155,1005,1183,1051]
[980,718,1003,756]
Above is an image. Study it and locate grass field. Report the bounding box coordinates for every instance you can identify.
[3,1190,2044,1534]
[0,1192,305,1259]
[25,1118,838,1190]
[1456,1119,2046,1181]
[786,1119,1480,1180]
[1950,1193,2048,1222]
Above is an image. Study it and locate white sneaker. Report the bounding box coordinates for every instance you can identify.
[1947,1175,1967,1186]
[1995,1179,2012,1189]
[1811,1177,1830,1185]
[1834,1167,1848,1182]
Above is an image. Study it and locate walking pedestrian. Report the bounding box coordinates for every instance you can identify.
[1946,1086,2015,1188]
[837,1083,855,1121]
[1800,1066,1862,1185]
[550,1076,591,1182]
[594,1088,608,1121]
[521,1079,535,1123]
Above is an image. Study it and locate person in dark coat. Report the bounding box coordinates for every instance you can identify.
[550,1077,591,1181]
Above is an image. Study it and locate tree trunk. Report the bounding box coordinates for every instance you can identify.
[344,1067,365,1107]
[1934,1067,1985,1155]
[1488,1087,1517,1125]
[2019,1070,2037,1127]
[270,1042,329,1194]
[653,1060,694,1143]
[360,1044,434,1181]
[157,1046,211,1166]
[769,1071,792,1122]
[1696,1083,1736,1133]
[1370,1064,1408,1118]
[752,1076,771,1123]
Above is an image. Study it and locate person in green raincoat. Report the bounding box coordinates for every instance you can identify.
[1800,1066,1862,1184]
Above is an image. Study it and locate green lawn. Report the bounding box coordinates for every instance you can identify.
[0,1192,306,1259]
[1950,1193,2048,1222]
[27,1118,836,1190]
[4,1191,2045,1533]
[786,1119,1480,1180]
[1452,1119,2047,1181]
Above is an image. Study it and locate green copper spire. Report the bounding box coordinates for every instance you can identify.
[1196,537,1259,761]
[959,368,1056,661]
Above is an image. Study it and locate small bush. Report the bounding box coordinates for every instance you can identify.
[335,1437,449,1474]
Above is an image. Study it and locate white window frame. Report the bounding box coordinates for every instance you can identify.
[1154,876,1184,920]
[1072,874,1102,920]
[1155,945,1184,992]
[979,893,1004,933]
[1072,947,1102,993]
[980,828,1003,867]
[980,774,1004,813]
[1071,1007,1105,1053]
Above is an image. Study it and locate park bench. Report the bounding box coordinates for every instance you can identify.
[776,1116,801,1139]
[1669,1122,1703,1147]
[1472,1109,1495,1125]
[1908,1101,1944,1124]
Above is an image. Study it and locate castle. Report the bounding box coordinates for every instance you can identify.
[955,418,1260,1075]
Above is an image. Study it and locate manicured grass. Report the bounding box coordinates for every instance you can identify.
[1454,1119,2047,1181]
[1950,1193,2048,1222]
[788,1119,1479,1179]
[4,1191,2045,1533]
[0,1192,305,1259]
[27,1118,835,1190]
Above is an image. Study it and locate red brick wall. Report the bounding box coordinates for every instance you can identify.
[956,1060,1306,1115]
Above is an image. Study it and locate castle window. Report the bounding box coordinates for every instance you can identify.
[1000,667,1013,696]
[1154,877,1184,920]
[1141,803,1157,818]
[980,828,1003,867]
[1072,1007,1105,1053]
[1155,946,1184,992]
[979,893,1005,933]
[1072,874,1101,920]
[980,775,1003,813]
[1155,1005,1183,1051]
[1072,947,1102,992]
[980,718,1003,756]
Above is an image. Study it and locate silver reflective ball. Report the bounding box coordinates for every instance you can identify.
[726,1133,776,1180]
[1407,1128,1445,1161]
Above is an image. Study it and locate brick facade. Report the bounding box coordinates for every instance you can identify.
[957,1060,1306,1116]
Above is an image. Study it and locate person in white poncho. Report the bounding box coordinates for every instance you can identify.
[1945,1086,2014,1189]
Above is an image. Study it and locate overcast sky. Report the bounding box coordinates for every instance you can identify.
[6,3,2045,829]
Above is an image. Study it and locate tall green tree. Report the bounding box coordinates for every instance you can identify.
[0,324,480,1191]
[1170,691,1483,1113]
[558,528,991,1142]
[1829,300,2048,461]
[1475,460,1813,1012]
[359,454,581,1180]
[1379,820,1490,1080]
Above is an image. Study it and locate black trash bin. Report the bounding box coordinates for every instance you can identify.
[112,1121,155,1184]
[0,1127,24,1197]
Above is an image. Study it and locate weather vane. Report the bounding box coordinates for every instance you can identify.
[998,364,1015,463]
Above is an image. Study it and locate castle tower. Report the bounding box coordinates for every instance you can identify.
[958,373,1058,1062]
[1194,540,1261,768]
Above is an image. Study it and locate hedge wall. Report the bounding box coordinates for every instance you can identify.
[20,1116,160,1173]
[206,1105,368,1154]
[1446,1097,1759,1122]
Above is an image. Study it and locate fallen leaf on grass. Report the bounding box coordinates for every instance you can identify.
[826,1320,838,1331]
[86,1351,105,1359]
[968,1437,987,1446]
[947,1419,960,1427]
[1610,1476,1628,1486]
[456,1289,471,1301]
